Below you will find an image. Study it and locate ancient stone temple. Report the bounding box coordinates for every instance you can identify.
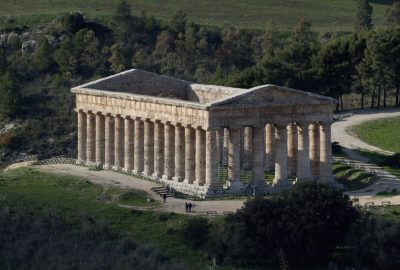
[72,69,336,197]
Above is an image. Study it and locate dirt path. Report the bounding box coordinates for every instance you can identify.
[332,107,400,205]
[36,164,245,215]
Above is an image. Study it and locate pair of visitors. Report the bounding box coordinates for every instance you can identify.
[185,202,193,213]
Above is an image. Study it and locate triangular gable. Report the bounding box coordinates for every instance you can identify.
[207,85,336,108]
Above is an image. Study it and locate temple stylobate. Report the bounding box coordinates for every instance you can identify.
[72,69,337,197]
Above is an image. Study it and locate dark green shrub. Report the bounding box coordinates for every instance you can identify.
[181,217,211,249]
[380,153,400,168]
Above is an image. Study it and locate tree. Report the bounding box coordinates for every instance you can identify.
[32,37,54,71]
[384,1,400,26]
[348,33,367,108]
[53,37,78,78]
[0,72,21,119]
[170,10,187,36]
[313,38,353,111]
[217,183,358,268]
[355,0,373,31]
[108,43,132,73]
[112,0,134,44]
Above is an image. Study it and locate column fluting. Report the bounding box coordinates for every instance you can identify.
[184,126,195,184]
[95,113,105,166]
[114,115,124,169]
[309,122,320,180]
[228,127,242,189]
[163,122,175,180]
[86,112,96,164]
[287,123,298,175]
[124,117,134,172]
[133,118,144,174]
[206,130,219,190]
[77,110,87,163]
[195,128,206,186]
[143,120,154,176]
[273,124,289,186]
[265,124,275,172]
[174,124,185,182]
[320,122,333,183]
[153,121,164,178]
[297,123,311,181]
[252,126,264,185]
[104,114,115,168]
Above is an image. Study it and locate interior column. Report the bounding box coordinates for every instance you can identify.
[273,124,289,186]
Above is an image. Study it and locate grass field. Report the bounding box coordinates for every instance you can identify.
[0,168,208,268]
[0,0,393,31]
[350,117,400,153]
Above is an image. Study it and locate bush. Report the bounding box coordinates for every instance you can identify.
[346,216,400,270]
[380,153,400,169]
[181,217,211,250]
[214,183,358,268]
[332,141,343,154]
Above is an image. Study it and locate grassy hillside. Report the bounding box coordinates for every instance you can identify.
[0,0,393,31]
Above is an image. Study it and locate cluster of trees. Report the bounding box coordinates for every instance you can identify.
[181,183,400,269]
[0,0,400,160]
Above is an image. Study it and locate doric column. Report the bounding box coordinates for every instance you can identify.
[95,113,105,166]
[265,124,275,172]
[104,114,115,168]
[195,127,206,186]
[206,130,219,189]
[287,123,298,175]
[244,127,252,168]
[133,118,144,174]
[223,128,229,166]
[86,111,96,164]
[228,127,242,189]
[114,115,124,169]
[297,123,311,181]
[153,121,164,178]
[174,124,185,182]
[184,126,195,184]
[163,122,174,180]
[320,122,333,183]
[143,120,154,176]
[124,117,134,172]
[309,122,320,180]
[77,110,87,163]
[216,128,224,165]
[273,124,289,186]
[252,126,264,185]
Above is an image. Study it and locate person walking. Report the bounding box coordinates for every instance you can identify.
[188,202,193,213]
[162,193,167,203]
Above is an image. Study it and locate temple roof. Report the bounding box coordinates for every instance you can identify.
[72,69,336,109]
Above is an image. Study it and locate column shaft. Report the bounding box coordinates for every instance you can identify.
[228,128,242,189]
[134,119,144,173]
[86,112,96,164]
[252,126,264,185]
[244,127,252,168]
[184,126,195,184]
[287,123,298,175]
[297,123,311,181]
[265,124,275,172]
[114,116,124,168]
[153,121,164,178]
[104,115,115,168]
[273,125,288,186]
[95,113,105,166]
[163,123,174,180]
[195,128,206,186]
[124,117,134,172]
[216,129,224,165]
[206,130,219,188]
[174,124,185,182]
[143,120,154,176]
[320,123,333,183]
[309,123,320,180]
[77,111,87,162]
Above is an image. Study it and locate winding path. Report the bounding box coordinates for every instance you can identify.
[332,107,400,205]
